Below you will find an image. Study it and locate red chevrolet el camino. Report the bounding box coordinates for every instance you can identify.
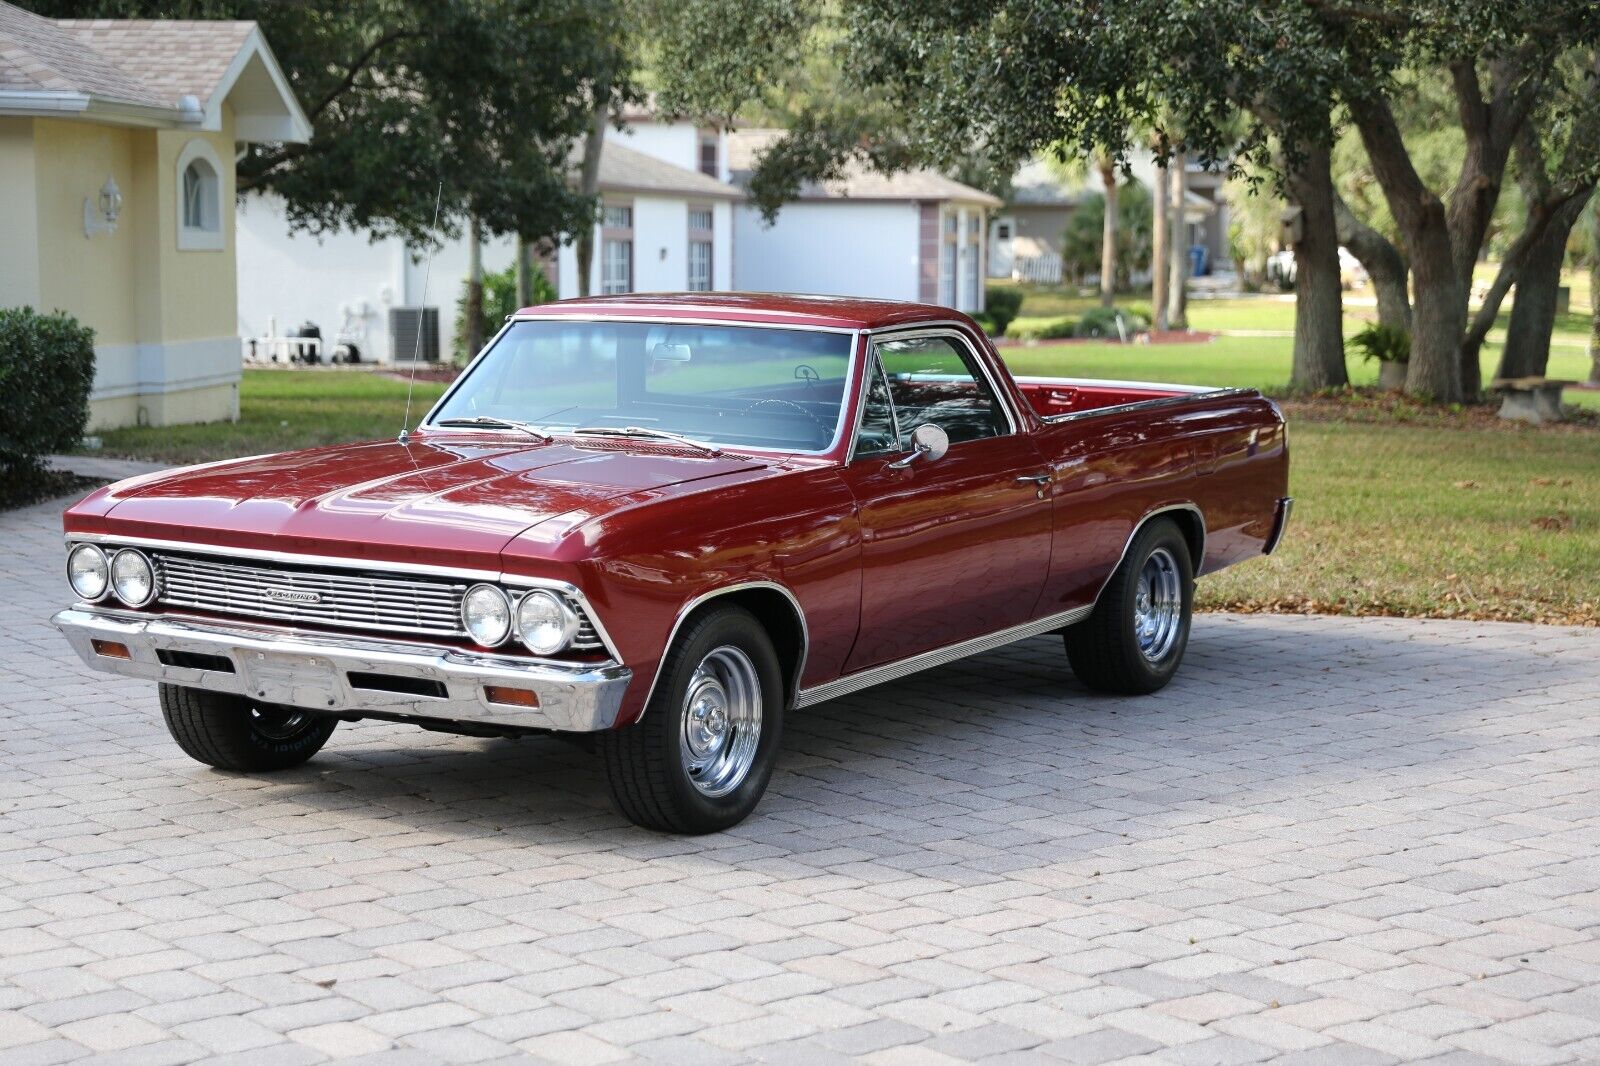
[56,294,1290,832]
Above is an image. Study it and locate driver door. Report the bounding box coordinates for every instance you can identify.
[839,330,1053,672]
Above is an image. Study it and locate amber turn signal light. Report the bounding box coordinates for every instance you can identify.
[91,639,131,660]
[484,685,539,708]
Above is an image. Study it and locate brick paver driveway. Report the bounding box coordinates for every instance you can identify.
[4,489,1599,1066]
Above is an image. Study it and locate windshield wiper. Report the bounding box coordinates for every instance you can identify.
[573,425,723,456]
[434,416,551,441]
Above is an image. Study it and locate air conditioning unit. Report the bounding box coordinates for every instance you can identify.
[389,307,440,362]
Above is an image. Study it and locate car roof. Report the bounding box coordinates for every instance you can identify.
[513,292,972,332]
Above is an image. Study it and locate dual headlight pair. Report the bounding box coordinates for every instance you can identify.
[67,544,157,607]
[461,584,578,656]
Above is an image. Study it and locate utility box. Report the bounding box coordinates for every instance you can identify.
[389,307,440,363]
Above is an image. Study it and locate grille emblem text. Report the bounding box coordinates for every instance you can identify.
[264,587,321,605]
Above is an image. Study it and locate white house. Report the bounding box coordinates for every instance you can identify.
[727,129,1002,314]
[235,116,741,364]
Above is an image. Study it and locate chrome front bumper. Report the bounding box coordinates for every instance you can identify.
[1264,496,1294,555]
[53,608,632,732]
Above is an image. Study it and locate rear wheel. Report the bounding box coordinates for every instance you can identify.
[598,605,783,833]
[159,684,337,771]
[1064,518,1194,694]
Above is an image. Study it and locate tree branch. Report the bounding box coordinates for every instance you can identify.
[308,28,422,121]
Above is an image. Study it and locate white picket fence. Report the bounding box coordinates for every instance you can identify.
[1012,253,1063,285]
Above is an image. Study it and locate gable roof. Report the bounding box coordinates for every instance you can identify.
[0,1,308,142]
[597,140,742,201]
[727,129,1002,208]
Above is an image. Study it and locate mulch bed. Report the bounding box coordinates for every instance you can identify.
[1277,387,1600,432]
[375,366,462,384]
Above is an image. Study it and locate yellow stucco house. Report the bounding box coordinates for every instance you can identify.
[0,1,308,428]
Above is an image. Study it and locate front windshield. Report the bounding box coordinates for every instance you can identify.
[428,320,855,453]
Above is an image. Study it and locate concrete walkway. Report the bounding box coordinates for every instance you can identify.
[3,491,1598,1064]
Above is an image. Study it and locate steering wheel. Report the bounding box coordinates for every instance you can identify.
[793,364,821,389]
[748,397,831,441]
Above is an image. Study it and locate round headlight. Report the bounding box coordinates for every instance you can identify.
[67,544,109,601]
[516,590,577,656]
[461,583,512,647]
[110,548,157,607]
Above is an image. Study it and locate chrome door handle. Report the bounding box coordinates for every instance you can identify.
[1017,473,1051,499]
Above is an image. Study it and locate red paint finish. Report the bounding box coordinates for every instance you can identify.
[64,294,1289,727]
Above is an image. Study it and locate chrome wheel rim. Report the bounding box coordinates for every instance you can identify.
[679,645,762,797]
[252,706,312,740]
[1133,547,1183,663]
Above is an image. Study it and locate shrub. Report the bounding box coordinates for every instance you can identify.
[1074,305,1150,339]
[453,261,556,363]
[0,307,96,483]
[1006,316,1078,342]
[1346,322,1411,363]
[984,288,1024,336]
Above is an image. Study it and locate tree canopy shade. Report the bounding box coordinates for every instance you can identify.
[21,0,629,248]
[656,0,1600,403]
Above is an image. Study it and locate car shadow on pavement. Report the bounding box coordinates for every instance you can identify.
[246,616,1571,856]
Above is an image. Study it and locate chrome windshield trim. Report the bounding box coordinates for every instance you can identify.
[1040,387,1260,425]
[419,316,865,460]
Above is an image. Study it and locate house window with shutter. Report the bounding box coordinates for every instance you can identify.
[697,130,719,178]
[687,206,713,291]
[601,203,633,294]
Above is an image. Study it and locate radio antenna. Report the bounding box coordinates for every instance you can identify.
[398,180,445,445]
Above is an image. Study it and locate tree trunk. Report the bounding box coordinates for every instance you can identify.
[465,218,484,358]
[1283,138,1348,390]
[1168,153,1189,329]
[1151,161,1170,331]
[574,97,608,298]
[1333,195,1410,331]
[1098,158,1118,307]
[1496,199,1587,381]
[1405,223,1467,401]
[514,233,532,307]
[1590,205,1600,384]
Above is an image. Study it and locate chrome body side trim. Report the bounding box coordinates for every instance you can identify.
[53,607,631,732]
[794,603,1093,708]
[1040,387,1259,425]
[640,581,811,713]
[1264,496,1294,555]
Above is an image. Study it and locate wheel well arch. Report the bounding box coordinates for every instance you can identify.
[1093,503,1207,608]
[648,582,809,712]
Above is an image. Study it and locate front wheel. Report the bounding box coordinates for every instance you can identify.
[159,684,337,771]
[598,606,783,833]
[1064,517,1194,694]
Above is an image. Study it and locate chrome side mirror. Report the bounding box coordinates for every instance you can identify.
[888,423,949,469]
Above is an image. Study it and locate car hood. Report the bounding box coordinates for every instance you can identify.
[90,437,768,572]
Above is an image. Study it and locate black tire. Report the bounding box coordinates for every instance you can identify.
[1064,517,1194,694]
[159,684,337,771]
[597,605,783,833]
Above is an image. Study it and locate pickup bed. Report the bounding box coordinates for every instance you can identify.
[56,294,1290,832]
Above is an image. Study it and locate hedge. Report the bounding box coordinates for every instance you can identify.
[0,307,96,481]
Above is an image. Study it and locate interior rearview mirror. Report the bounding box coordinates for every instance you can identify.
[650,342,692,363]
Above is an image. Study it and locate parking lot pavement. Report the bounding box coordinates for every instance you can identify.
[3,488,1598,1065]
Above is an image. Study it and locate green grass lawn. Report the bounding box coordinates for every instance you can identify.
[92,371,450,466]
[86,361,1600,625]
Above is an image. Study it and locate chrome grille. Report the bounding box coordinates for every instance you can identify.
[151,551,604,650]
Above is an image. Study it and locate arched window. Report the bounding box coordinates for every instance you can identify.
[175,139,225,251]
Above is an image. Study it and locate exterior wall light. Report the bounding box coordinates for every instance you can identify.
[84,176,123,238]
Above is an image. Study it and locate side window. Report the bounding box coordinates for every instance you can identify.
[853,353,899,458]
[874,334,1008,447]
